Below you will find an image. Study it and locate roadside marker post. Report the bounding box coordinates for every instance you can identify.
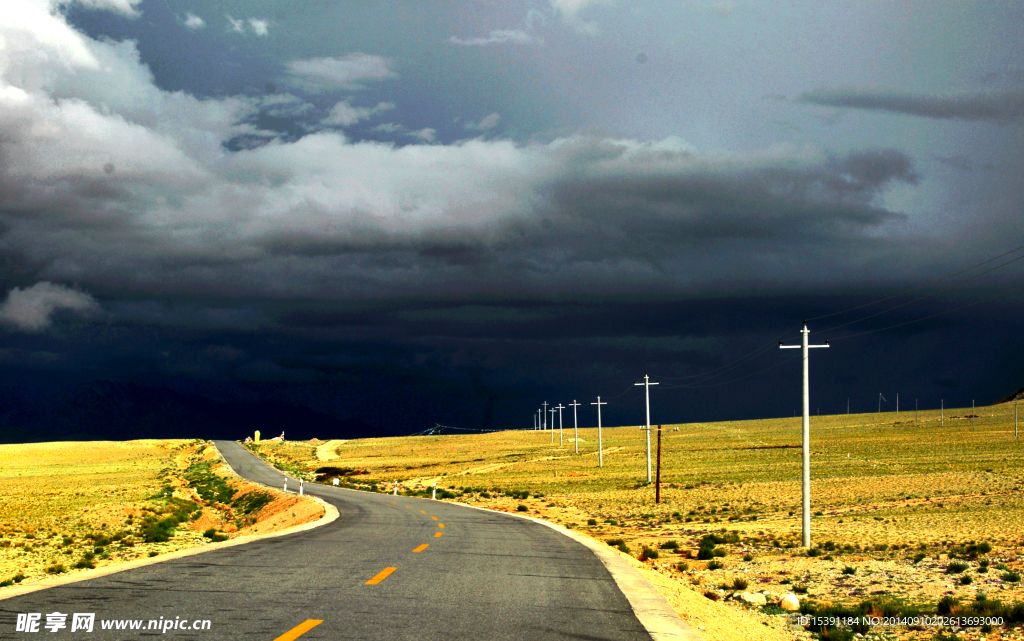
[634,374,660,483]
[333,478,339,486]
[592,396,607,467]
[779,322,830,549]
[569,400,581,454]
[299,479,304,496]
[283,478,288,493]
[432,482,437,500]
[393,481,398,496]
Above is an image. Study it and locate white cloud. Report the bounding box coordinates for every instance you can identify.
[58,0,141,17]
[372,122,403,134]
[465,112,501,131]
[248,18,269,36]
[285,54,396,93]
[412,127,436,142]
[184,12,205,30]
[0,282,100,332]
[323,100,395,126]
[448,30,539,47]
[550,0,612,35]
[226,15,245,33]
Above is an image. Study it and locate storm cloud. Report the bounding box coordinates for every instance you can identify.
[799,89,1024,124]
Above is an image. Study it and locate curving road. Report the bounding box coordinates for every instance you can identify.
[0,440,654,640]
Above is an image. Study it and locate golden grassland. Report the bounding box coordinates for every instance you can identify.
[252,403,1024,640]
[0,440,321,590]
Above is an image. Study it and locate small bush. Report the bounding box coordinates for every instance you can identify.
[706,559,724,570]
[793,584,808,594]
[743,553,753,562]
[842,566,857,575]
[960,575,973,585]
[807,548,821,557]
[587,519,597,526]
[978,559,989,568]
[946,561,969,574]
[731,577,749,590]
[913,553,927,563]
[660,540,679,550]
[46,564,66,574]
[937,596,959,615]
[677,561,689,572]
[1002,571,1021,583]
[703,589,721,601]
[639,547,659,561]
[516,505,528,512]
[148,551,158,557]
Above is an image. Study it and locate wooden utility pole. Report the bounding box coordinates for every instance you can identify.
[655,425,663,504]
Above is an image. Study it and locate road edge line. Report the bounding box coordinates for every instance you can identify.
[0,447,339,602]
[453,502,703,641]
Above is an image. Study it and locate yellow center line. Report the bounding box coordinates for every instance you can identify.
[365,567,398,585]
[434,532,443,538]
[420,510,426,514]
[405,505,412,508]
[390,501,396,504]
[413,544,429,553]
[273,620,324,641]
[431,516,438,520]
[438,523,445,528]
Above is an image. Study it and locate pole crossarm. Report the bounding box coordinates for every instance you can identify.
[569,401,581,454]
[555,404,566,448]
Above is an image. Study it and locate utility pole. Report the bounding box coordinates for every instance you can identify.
[533,413,537,431]
[656,425,663,504]
[779,322,830,549]
[1015,399,1018,439]
[569,400,581,454]
[542,402,548,433]
[634,373,660,483]
[972,400,975,431]
[847,398,850,415]
[549,408,556,444]
[896,393,899,419]
[878,393,886,414]
[941,399,944,427]
[556,404,565,447]
[592,396,607,467]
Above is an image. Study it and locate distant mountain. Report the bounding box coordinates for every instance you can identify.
[995,386,1024,404]
[0,381,387,444]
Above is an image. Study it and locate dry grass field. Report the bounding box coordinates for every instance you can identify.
[251,402,1024,641]
[0,440,322,593]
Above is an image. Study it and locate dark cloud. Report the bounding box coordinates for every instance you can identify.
[798,89,1024,124]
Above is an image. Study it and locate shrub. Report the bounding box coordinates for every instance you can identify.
[807,548,821,557]
[660,540,679,550]
[743,553,753,562]
[677,561,689,572]
[202,528,228,542]
[703,589,721,601]
[148,551,158,557]
[937,596,959,615]
[46,564,66,574]
[842,566,857,575]
[1002,571,1021,583]
[731,577,749,590]
[793,585,808,594]
[706,559,724,570]
[516,505,528,512]
[913,553,927,563]
[960,575,973,585]
[639,547,659,561]
[587,519,597,526]
[946,561,969,574]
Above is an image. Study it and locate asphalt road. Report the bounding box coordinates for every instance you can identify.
[0,440,653,640]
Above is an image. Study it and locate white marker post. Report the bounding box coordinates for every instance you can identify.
[432,482,437,500]
[283,478,288,493]
[393,481,398,496]
[592,396,607,467]
[299,479,304,496]
[779,323,830,549]
[333,478,340,486]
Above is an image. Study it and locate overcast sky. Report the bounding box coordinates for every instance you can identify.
[1,0,1022,433]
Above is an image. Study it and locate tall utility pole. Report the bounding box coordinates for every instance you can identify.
[779,322,830,549]
[941,399,944,427]
[592,396,607,467]
[656,425,663,504]
[556,404,565,447]
[549,408,556,444]
[1015,399,1018,439]
[634,373,660,483]
[533,413,537,431]
[542,402,548,432]
[878,393,886,413]
[569,401,581,454]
